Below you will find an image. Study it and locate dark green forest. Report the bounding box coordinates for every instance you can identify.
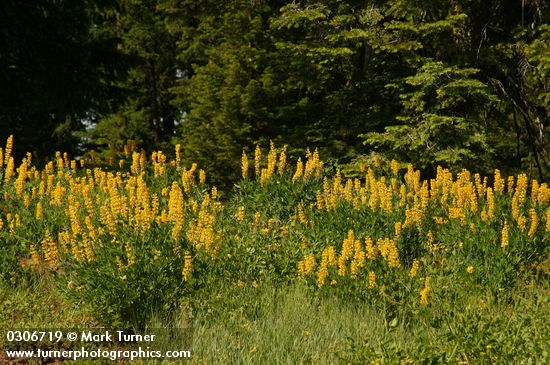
[1,0,548,184]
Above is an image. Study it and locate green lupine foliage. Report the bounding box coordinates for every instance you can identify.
[1,0,549,182]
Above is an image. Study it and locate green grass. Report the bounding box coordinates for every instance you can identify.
[0,275,96,331]
[2,276,549,364]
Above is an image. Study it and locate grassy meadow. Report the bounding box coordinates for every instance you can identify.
[0,135,549,364]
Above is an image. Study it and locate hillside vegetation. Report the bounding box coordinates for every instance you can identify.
[1,135,549,363]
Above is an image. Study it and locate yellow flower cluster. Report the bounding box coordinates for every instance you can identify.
[297,204,308,225]
[528,208,539,237]
[317,246,336,287]
[125,241,135,266]
[292,158,304,182]
[187,194,222,257]
[2,134,549,311]
[35,202,43,220]
[42,231,59,265]
[303,229,405,286]
[30,245,41,266]
[297,254,316,278]
[0,136,227,273]
[174,144,181,169]
[409,259,420,278]
[501,221,510,249]
[390,159,400,175]
[337,230,357,276]
[277,145,287,174]
[350,237,366,278]
[292,149,323,182]
[365,236,378,260]
[151,150,167,177]
[368,271,376,288]
[245,143,293,185]
[426,231,439,252]
[2,135,14,182]
[277,154,549,305]
[168,182,185,252]
[420,278,430,305]
[303,149,323,180]
[241,152,249,179]
[254,145,262,178]
[235,206,246,221]
[183,252,193,281]
[511,174,528,224]
[378,237,400,268]
[494,169,505,193]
